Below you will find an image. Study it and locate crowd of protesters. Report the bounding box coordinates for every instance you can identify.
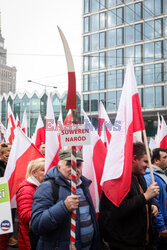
[0,141,166,250]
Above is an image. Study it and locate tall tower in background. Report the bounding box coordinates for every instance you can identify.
[0,11,16,95]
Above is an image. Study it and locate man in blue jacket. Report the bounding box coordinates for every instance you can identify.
[145,148,167,250]
[31,148,99,250]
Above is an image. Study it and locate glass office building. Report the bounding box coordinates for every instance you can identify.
[82,0,167,136]
[0,91,81,137]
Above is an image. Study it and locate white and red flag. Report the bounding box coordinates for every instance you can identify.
[45,93,59,173]
[21,109,28,135]
[159,115,167,149]
[34,113,45,149]
[64,110,72,125]
[82,109,107,212]
[6,103,16,144]
[98,101,112,148]
[16,114,21,128]
[101,60,145,207]
[155,113,161,148]
[4,127,44,205]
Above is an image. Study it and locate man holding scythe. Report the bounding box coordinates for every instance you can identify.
[30,27,99,250]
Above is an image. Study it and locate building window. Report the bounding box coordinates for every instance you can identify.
[91,14,99,31]
[83,56,89,72]
[144,64,154,84]
[107,70,116,89]
[91,93,99,111]
[90,53,99,70]
[116,90,122,109]
[108,10,116,27]
[84,0,90,14]
[125,4,134,23]
[100,32,106,49]
[108,0,116,8]
[100,72,106,89]
[164,40,167,59]
[91,33,99,51]
[100,0,106,10]
[125,25,134,44]
[164,18,167,36]
[155,19,162,38]
[155,86,163,107]
[135,23,143,42]
[83,74,89,91]
[144,42,154,63]
[135,66,143,85]
[144,0,154,19]
[116,48,123,66]
[83,36,90,52]
[164,62,167,81]
[135,45,142,64]
[125,46,134,65]
[106,91,116,111]
[155,41,162,60]
[155,63,162,83]
[165,0,167,14]
[144,87,154,108]
[165,86,167,106]
[138,88,143,107]
[117,69,123,88]
[116,7,124,25]
[99,92,106,107]
[135,2,142,20]
[144,21,154,40]
[116,27,124,45]
[155,0,162,16]
[100,52,106,69]
[83,94,89,112]
[84,17,90,33]
[107,50,116,68]
[100,12,106,29]
[107,29,116,47]
[90,73,99,90]
[91,0,99,12]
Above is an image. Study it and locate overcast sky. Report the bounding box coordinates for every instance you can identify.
[0,0,82,95]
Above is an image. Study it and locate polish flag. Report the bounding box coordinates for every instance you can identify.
[82,109,107,212]
[64,110,72,125]
[98,101,112,148]
[159,115,167,149]
[21,109,27,135]
[16,115,21,128]
[56,108,64,149]
[155,113,161,148]
[4,127,44,204]
[101,60,145,207]
[6,103,16,144]
[45,93,59,172]
[0,121,6,143]
[149,137,157,153]
[34,113,45,149]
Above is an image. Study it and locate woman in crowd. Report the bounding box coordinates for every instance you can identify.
[16,158,45,250]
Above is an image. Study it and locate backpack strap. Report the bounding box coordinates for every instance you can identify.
[47,178,59,203]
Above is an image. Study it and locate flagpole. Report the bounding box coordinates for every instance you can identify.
[57,26,77,250]
[142,130,154,182]
[70,110,77,250]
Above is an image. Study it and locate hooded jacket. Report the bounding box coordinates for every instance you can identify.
[31,166,99,250]
[16,178,38,250]
[145,167,167,232]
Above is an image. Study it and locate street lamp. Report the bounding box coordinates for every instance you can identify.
[27,80,57,89]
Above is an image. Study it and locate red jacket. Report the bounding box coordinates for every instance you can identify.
[16,179,37,250]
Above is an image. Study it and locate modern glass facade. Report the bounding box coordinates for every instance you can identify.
[82,0,167,136]
[0,91,81,137]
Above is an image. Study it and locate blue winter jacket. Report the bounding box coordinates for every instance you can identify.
[144,168,167,232]
[31,166,99,250]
